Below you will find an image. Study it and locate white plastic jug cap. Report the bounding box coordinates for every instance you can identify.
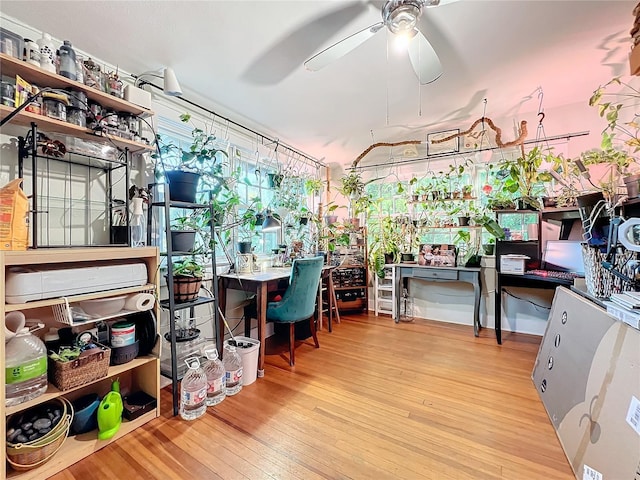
[17,327,29,334]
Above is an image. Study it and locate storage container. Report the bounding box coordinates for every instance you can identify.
[49,343,111,391]
[0,27,23,59]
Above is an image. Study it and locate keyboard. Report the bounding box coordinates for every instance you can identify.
[526,269,578,281]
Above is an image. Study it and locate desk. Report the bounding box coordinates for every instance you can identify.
[218,265,329,377]
[218,268,291,377]
[495,272,572,344]
[393,264,482,336]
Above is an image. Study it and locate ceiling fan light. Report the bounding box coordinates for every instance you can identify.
[385,2,422,34]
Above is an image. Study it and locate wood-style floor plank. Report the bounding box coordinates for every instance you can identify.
[47,313,573,480]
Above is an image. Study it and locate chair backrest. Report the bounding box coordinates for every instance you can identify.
[267,256,324,323]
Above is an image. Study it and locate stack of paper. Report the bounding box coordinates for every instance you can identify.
[603,292,640,330]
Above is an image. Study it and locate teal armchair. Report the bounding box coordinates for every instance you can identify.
[267,256,323,366]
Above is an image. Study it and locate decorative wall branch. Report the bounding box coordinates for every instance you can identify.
[430,117,528,149]
[352,140,422,168]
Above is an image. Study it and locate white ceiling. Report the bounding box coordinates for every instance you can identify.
[0,0,635,169]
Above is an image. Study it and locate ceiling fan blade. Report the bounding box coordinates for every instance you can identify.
[407,30,443,84]
[242,2,370,85]
[305,22,385,71]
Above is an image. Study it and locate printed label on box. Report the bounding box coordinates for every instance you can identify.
[625,395,640,436]
[583,464,603,480]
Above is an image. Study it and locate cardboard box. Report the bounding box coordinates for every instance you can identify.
[499,254,529,274]
[533,288,640,480]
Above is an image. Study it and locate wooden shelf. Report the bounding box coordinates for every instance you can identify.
[2,247,158,266]
[5,356,156,417]
[7,410,157,479]
[4,283,155,313]
[0,104,153,153]
[334,286,366,291]
[0,53,154,118]
[1,247,161,480]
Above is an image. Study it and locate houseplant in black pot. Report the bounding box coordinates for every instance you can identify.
[170,214,199,253]
[152,113,228,203]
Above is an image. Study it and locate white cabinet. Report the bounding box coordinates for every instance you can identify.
[374,265,396,317]
[1,247,160,480]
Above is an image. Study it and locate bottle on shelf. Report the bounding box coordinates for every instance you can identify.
[58,40,77,81]
[223,345,243,396]
[5,328,48,407]
[201,346,226,407]
[130,197,146,247]
[179,357,207,421]
[43,327,60,354]
[36,32,56,73]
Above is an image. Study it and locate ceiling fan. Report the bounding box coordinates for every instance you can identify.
[304,0,456,85]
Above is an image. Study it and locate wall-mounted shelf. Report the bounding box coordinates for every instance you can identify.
[0,53,154,117]
[0,104,153,153]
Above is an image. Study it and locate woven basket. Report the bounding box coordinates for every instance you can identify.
[6,397,73,471]
[169,275,202,303]
[50,344,111,391]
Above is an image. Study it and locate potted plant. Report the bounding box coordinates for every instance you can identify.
[152,113,228,203]
[482,238,496,256]
[236,197,263,253]
[169,257,204,303]
[170,214,200,253]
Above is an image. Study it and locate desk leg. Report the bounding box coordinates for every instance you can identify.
[495,274,502,344]
[257,282,267,377]
[218,278,227,358]
[394,267,401,323]
[473,274,481,337]
[317,280,323,332]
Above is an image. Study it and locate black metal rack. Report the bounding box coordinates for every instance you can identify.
[17,122,131,248]
[147,182,221,416]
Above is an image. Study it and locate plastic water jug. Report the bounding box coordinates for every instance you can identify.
[5,328,48,407]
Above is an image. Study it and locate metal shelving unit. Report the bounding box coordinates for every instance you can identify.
[147,182,221,416]
[17,123,131,248]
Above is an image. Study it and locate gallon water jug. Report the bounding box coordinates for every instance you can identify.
[223,345,243,396]
[58,40,77,81]
[5,328,48,407]
[179,357,207,420]
[202,347,226,407]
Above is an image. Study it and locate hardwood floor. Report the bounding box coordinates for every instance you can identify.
[50,314,573,480]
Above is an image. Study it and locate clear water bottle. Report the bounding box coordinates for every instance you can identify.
[202,346,226,406]
[130,197,146,247]
[223,345,243,396]
[179,357,207,421]
[5,328,48,407]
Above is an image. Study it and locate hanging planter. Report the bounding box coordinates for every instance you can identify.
[266,173,283,189]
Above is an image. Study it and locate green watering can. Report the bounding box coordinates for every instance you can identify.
[97,379,123,440]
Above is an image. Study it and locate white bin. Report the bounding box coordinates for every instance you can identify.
[224,336,260,386]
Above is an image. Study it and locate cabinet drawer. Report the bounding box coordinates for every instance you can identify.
[413,268,458,280]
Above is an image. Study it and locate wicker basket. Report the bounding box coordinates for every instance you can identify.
[49,344,111,391]
[169,275,202,303]
[6,397,73,471]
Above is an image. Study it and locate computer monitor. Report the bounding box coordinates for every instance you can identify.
[542,240,585,275]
